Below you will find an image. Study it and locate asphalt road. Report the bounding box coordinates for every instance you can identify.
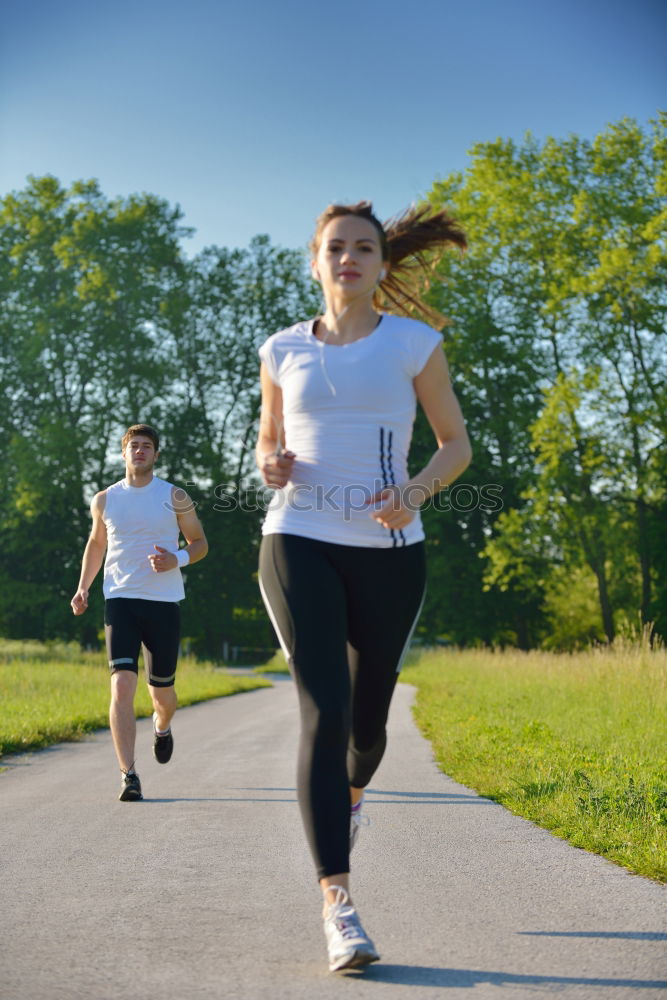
[1,676,665,1000]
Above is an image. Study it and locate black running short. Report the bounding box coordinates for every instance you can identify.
[104,598,181,688]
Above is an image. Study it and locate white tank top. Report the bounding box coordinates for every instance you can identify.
[258,314,442,548]
[102,476,185,601]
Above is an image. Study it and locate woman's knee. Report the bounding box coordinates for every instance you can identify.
[347,730,387,786]
[301,699,349,744]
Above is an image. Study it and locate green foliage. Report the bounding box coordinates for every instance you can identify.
[2,116,665,653]
[254,650,289,674]
[403,641,667,882]
[426,115,666,647]
[540,566,606,650]
[158,235,320,656]
[0,178,318,655]
[0,176,189,643]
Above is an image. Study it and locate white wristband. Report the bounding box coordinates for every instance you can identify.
[176,548,190,568]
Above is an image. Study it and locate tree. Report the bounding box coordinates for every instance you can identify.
[567,117,667,625]
[0,176,190,640]
[158,236,320,657]
[424,116,666,645]
[3,121,664,652]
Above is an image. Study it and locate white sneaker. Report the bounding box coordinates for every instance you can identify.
[323,886,380,972]
[350,797,370,852]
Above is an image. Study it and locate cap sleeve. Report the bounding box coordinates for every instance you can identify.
[258,337,280,386]
[407,323,442,377]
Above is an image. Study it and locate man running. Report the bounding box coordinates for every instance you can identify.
[71,424,208,801]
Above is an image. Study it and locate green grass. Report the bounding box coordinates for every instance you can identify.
[0,638,91,662]
[402,639,667,883]
[0,639,270,759]
[254,650,289,674]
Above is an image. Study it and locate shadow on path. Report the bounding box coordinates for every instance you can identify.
[139,796,298,804]
[519,931,667,942]
[138,784,499,805]
[366,788,497,805]
[229,786,496,805]
[346,964,667,990]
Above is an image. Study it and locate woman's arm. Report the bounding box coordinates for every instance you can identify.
[371,346,472,531]
[409,345,472,497]
[256,362,295,488]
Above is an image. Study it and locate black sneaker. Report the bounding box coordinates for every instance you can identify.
[153,714,174,764]
[119,771,143,801]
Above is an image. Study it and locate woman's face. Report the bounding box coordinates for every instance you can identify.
[313,215,386,300]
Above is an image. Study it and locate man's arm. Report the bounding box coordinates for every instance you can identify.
[175,492,208,564]
[71,492,108,615]
[148,488,208,573]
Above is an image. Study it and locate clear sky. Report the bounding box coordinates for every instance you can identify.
[1,0,664,256]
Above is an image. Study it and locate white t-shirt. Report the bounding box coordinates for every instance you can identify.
[258,313,441,548]
[102,476,185,601]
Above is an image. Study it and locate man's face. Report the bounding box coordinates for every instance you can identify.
[123,436,157,473]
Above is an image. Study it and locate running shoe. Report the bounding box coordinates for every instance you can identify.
[323,886,380,972]
[153,713,173,764]
[350,797,370,852]
[119,771,143,801]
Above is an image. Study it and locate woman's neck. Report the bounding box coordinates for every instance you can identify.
[318,296,380,345]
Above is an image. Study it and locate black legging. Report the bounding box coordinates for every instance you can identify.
[259,533,426,879]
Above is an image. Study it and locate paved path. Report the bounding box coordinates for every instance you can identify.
[1,678,665,1000]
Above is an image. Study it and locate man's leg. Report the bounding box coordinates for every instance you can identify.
[149,683,177,732]
[105,598,142,776]
[110,669,139,771]
[141,601,180,763]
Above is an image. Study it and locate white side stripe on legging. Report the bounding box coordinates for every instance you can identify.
[395,587,426,673]
[258,573,291,663]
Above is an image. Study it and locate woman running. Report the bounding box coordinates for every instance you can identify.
[256,201,471,971]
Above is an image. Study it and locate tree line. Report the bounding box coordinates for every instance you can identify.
[1,115,664,655]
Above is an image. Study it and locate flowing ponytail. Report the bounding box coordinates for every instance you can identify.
[310,201,466,328]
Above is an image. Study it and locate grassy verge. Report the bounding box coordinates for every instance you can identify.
[0,640,270,759]
[401,640,667,883]
[254,650,289,674]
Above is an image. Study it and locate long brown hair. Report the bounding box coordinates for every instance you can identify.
[310,201,466,328]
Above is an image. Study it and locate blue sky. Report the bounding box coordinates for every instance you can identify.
[1,0,664,256]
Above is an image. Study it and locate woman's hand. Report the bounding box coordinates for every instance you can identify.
[260,449,296,488]
[368,484,422,531]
